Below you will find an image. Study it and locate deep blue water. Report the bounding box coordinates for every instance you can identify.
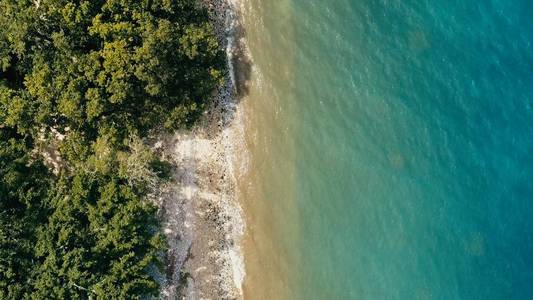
[272,0,533,298]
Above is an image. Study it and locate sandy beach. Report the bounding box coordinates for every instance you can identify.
[152,0,251,298]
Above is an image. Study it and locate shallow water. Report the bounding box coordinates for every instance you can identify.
[240,0,533,299]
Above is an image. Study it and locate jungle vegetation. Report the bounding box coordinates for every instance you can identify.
[0,0,225,298]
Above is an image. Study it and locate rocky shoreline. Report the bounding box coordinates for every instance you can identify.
[154,0,250,298]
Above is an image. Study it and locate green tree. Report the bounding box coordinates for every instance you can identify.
[1,0,225,141]
[0,129,51,299]
[32,172,164,299]
[0,0,224,297]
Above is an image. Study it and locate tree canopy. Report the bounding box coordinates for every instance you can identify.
[0,0,224,139]
[0,0,225,298]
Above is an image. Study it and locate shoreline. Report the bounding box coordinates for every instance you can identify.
[155,0,251,298]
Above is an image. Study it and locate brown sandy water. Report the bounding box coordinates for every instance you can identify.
[234,0,301,298]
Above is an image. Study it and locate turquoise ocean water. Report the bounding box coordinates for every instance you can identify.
[243,0,533,299]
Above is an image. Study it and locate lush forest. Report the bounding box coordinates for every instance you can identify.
[0,0,225,298]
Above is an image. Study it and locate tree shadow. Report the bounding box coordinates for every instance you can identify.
[232,19,253,100]
[200,1,253,135]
